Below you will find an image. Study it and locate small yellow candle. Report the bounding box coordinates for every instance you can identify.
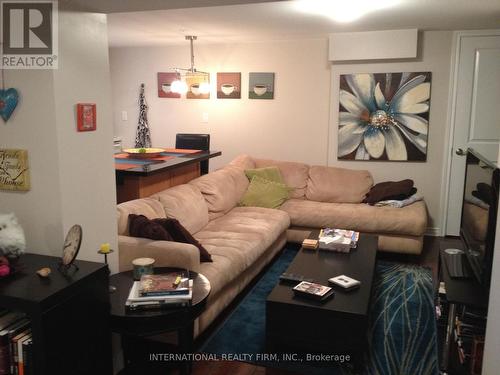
[100,243,111,253]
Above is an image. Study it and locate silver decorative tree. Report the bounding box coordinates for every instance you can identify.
[135,83,152,148]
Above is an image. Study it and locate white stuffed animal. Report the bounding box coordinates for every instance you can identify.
[0,213,26,257]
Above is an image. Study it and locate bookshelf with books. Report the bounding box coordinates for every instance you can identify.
[0,311,32,375]
[0,253,112,375]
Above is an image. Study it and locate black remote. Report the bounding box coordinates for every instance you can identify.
[279,273,313,283]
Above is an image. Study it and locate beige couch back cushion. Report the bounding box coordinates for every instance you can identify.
[229,154,256,170]
[190,166,249,220]
[306,165,373,203]
[253,158,309,199]
[117,198,166,235]
[151,184,209,234]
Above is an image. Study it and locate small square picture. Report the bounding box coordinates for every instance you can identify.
[157,72,181,98]
[76,103,96,132]
[249,72,274,99]
[217,72,241,99]
[186,74,210,99]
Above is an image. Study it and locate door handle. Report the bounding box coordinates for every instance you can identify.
[455,148,466,156]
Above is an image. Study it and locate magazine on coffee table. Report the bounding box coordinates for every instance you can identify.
[318,228,359,252]
[293,281,334,301]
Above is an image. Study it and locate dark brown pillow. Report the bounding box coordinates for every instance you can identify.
[363,179,415,204]
[128,214,173,241]
[153,218,213,263]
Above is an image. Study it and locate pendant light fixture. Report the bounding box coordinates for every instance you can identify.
[171,36,210,95]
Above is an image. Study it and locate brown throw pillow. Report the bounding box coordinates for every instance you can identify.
[363,179,415,204]
[128,214,173,241]
[153,218,213,263]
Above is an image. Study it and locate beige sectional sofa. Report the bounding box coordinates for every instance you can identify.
[116,154,427,336]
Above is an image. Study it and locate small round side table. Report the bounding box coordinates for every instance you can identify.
[109,268,211,375]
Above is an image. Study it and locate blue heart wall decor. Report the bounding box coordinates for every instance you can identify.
[0,88,19,122]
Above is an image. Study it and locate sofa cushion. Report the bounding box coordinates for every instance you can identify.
[229,154,256,170]
[244,167,284,184]
[280,199,427,236]
[128,214,173,241]
[154,218,213,262]
[151,184,208,234]
[253,158,309,199]
[117,198,166,235]
[190,166,249,220]
[194,206,290,296]
[306,165,373,203]
[239,175,290,209]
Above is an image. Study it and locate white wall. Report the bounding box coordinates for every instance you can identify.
[0,12,118,271]
[54,12,118,268]
[0,71,64,253]
[329,31,453,232]
[110,31,452,231]
[110,38,332,169]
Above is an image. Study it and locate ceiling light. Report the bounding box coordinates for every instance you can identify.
[294,0,400,23]
[171,36,210,95]
[171,80,188,94]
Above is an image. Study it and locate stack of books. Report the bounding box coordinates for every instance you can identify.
[318,228,359,253]
[0,310,33,375]
[126,271,193,310]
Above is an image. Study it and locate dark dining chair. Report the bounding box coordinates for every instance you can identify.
[175,133,210,175]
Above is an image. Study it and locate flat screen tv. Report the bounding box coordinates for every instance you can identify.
[460,148,499,289]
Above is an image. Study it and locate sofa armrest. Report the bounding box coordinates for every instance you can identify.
[118,235,201,273]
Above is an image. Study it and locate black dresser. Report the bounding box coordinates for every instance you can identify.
[0,253,112,375]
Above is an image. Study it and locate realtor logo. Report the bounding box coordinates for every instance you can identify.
[1,1,58,69]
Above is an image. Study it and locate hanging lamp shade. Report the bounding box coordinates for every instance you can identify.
[171,36,210,95]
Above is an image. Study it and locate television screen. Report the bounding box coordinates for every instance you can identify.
[461,149,499,288]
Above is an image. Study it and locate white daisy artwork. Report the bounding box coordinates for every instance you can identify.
[338,72,431,161]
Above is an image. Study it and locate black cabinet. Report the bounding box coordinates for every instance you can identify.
[0,253,112,375]
[439,240,488,375]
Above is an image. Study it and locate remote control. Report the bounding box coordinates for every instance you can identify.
[279,273,313,283]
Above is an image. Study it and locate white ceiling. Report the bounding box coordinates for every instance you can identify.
[107,0,500,47]
[60,0,281,13]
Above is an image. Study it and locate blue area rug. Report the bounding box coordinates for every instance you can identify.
[201,245,439,375]
[366,262,439,375]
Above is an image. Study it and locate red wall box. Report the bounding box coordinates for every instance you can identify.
[76,103,96,131]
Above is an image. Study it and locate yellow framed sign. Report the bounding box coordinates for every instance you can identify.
[0,149,30,191]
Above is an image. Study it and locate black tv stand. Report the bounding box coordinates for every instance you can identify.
[439,244,489,373]
[443,250,472,279]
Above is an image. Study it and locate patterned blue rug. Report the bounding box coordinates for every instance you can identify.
[201,245,439,375]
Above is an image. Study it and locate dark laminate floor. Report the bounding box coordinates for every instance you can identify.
[191,360,293,375]
[135,236,443,375]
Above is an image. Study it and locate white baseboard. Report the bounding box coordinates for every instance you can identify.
[425,227,441,237]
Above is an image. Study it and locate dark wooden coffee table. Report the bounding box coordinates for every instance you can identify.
[109,268,210,375]
[266,231,377,364]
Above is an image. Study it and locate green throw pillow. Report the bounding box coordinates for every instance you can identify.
[244,167,284,184]
[239,175,290,209]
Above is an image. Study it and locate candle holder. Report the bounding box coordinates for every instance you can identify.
[98,248,116,293]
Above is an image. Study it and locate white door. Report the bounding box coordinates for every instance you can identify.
[445,32,500,235]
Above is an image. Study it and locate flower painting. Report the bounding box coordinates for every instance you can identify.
[338,72,431,161]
